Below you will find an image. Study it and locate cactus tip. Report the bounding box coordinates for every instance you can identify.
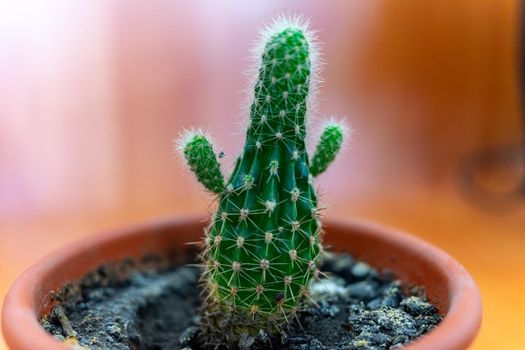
[174,128,210,155]
[323,117,352,143]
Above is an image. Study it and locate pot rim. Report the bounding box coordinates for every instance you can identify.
[1,215,482,350]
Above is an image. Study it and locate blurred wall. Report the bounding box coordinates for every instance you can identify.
[0,1,371,220]
[1,0,521,223]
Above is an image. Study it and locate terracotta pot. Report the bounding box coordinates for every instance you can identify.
[2,216,482,350]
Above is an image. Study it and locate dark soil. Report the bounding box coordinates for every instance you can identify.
[41,253,442,350]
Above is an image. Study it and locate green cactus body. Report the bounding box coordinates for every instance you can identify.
[207,27,319,317]
[178,17,345,340]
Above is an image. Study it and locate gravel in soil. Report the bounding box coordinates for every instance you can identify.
[41,253,442,350]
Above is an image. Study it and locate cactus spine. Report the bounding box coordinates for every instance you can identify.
[178,17,345,339]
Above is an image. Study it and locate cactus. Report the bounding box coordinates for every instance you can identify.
[177,16,346,342]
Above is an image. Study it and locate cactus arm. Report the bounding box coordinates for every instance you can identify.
[205,23,322,318]
[178,130,225,194]
[310,121,345,177]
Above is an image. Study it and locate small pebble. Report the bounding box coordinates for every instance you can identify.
[366,299,382,309]
[179,326,198,347]
[381,296,399,308]
[347,281,378,300]
[310,277,347,298]
[351,262,373,279]
[401,296,436,315]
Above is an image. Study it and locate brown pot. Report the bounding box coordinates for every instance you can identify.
[1,216,482,350]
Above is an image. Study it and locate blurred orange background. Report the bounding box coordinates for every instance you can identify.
[1,1,524,349]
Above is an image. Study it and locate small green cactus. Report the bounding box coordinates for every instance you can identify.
[177,16,347,341]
